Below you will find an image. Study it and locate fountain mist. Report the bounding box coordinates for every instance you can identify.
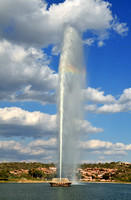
[58,26,85,181]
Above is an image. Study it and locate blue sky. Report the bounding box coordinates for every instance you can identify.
[0,0,131,163]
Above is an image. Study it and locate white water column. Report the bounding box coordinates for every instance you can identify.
[58,26,85,181]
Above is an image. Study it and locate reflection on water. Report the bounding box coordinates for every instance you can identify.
[57,187,63,200]
[71,181,86,185]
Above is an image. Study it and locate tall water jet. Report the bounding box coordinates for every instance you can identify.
[58,26,85,181]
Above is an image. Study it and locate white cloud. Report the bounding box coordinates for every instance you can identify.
[86,102,131,114]
[1,138,130,162]
[0,138,56,162]
[1,40,120,106]
[29,138,57,148]
[81,140,112,150]
[0,0,128,47]
[80,140,131,156]
[98,40,105,47]
[119,88,131,103]
[0,140,22,151]
[0,40,58,103]
[104,150,127,156]
[113,22,129,36]
[85,88,131,114]
[0,107,103,138]
[97,103,125,113]
[85,104,98,113]
[83,38,95,46]
[79,120,104,135]
[84,87,116,104]
[0,107,57,138]
[11,85,57,105]
[51,45,61,55]
[0,1,128,105]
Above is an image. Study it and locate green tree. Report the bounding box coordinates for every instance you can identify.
[0,170,9,179]
[28,169,43,178]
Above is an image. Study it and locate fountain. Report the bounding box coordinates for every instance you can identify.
[49,26,85,187]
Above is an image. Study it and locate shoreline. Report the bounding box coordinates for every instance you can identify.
[81,181,131,184]
[0,180,131,184]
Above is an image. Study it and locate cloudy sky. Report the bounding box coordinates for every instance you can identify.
[0,0,131,164]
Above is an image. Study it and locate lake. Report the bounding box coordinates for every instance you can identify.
[0,182,131,200]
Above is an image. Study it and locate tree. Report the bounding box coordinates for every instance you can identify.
[129,165,131,169]
[0,170,9,179]
[102,173,109,180]
[28,169,43,178]
[92,175,95,179]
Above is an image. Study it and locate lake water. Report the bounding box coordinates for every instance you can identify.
[0,182,131,200]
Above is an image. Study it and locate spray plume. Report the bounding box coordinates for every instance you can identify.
[58,26,85,181]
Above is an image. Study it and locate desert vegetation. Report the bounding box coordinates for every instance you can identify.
[0,161,131,183]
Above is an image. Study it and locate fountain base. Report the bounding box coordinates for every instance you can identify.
[49,178,72,187]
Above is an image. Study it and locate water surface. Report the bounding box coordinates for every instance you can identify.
[0,182,131,200]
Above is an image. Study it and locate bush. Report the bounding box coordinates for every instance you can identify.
[0,170,9,179]
[28,169,43,178]
[102,173,109,180]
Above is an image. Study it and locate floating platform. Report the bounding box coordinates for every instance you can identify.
[49,178,72,187]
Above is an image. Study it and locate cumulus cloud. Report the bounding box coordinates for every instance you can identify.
[86,103,131,114]
[0,107,103,138]
[97,102,131,113]
[81,140,112,150]
[0,107,57,138]
[86,102,131,114]
[0,0,128,47]
[0,139,56,162]
[119,88,131,103]
[11,85,57,105]
[29,138,57,149]
[79,120,104,135]
[0,0,129,163]
[0,0,128,105]
[85,88,131,114]
[98,104,123,113]
[0,40,58,103]
[0,139,130,162]
[80,140,131,156]
[84,87,116,104]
